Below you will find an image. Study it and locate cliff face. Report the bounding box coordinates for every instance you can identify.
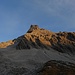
[15,25,75,54]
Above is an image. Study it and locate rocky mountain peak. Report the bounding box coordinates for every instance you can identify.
[15,25,75,54]
[27,25,40,33]
[0,25,75,54]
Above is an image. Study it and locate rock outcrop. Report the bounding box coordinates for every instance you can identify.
[15,25,55,50]
[38,60,75,75]
[50,32,75,54]
[0,40,14,48]
[27,25,40,33]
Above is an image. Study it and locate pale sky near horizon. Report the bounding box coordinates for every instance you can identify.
[0,0,75,42]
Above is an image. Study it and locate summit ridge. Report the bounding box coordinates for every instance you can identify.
[0,25,75,54]
[15,25,75,54]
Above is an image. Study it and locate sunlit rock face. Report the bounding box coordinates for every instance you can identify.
[15,25,55,50]
[50,32,75,54]
[0,25,75,54]
[15,25,75,54]
[0,40,14,48]
[27,25,40,33]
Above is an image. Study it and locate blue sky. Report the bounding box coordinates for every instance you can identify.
[0,0,75,42]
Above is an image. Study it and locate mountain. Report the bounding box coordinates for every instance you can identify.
[0,25,75,75]
[14,25,75,54]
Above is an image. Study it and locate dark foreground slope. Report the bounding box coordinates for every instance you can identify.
[38,60,75,75]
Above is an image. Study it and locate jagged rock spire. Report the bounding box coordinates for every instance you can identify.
[27,25,40,33]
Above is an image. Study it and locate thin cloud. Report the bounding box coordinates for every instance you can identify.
[35,0,75,16]
[34,0,75,29]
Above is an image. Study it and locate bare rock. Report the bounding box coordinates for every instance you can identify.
[14,25,75,54]
[38,60,75,75]
[27,25,40,33]
[0,40,14,48]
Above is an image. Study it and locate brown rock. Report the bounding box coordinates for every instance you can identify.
[0,40,14,48]
[38,60,75,75]
[14,25,75,54]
